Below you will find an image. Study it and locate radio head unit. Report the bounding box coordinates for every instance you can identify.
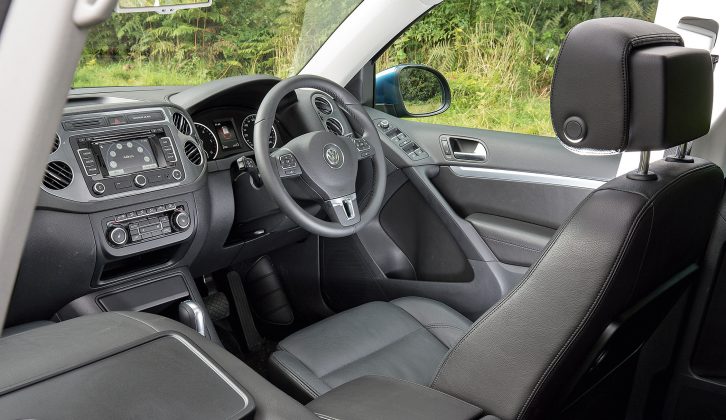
[71,125,185,197]
[95,137,159,176]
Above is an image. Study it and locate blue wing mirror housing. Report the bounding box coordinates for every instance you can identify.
[374,64,451,118]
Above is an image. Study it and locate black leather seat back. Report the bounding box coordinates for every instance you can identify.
[430,18,722,420]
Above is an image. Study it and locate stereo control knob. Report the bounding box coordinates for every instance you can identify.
[92,182,105,195]
[107,226,128,246]
[134,174,147,188]
[171,169,182,181]
[172,210,191,231]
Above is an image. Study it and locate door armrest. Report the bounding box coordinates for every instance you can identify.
[307,375,483,420]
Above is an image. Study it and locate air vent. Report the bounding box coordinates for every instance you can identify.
[61,117,106,131]
[184,141,203,165]
[51,133,60,153]
[325,118,344,136]
[314,96,333,115]
[43,161,73,190]
[172,112,192,135]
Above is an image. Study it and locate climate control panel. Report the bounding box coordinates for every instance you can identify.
[102,201,192,247]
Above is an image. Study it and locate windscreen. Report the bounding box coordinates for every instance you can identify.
[74,0,363,87]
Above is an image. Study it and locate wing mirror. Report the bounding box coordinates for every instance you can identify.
[374,65,451,118]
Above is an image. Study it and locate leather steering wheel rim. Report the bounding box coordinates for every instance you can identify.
[254,75,387,238]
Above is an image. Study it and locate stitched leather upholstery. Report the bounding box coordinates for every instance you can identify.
[268,297,472,401]
[269,17,722,420]
[432,158,723,419]
[551,18,712,153]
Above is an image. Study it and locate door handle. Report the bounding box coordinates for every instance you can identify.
[442,135,488,162]
[453,150,486,161]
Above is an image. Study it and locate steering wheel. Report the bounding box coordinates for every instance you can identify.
[254,75,387,238]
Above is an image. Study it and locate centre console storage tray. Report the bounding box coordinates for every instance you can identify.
[0,332,254,419]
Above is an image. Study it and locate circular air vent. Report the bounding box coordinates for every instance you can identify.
[325,118,344,136]
[43,161,73,190]
[51,133,60,153]
[314,96,333,115]
[172,112,192,136]
[184,141,203,166]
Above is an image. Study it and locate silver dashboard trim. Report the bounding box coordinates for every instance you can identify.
[449,166,607,189]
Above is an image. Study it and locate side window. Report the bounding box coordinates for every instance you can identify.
[375,0,659,136]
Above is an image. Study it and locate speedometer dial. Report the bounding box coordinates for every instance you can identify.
[194,123,219,159]
[241,114,278,150]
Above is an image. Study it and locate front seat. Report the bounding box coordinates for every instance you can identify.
[269,18,723,419]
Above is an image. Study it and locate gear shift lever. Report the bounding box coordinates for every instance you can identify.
[178,300,207,337]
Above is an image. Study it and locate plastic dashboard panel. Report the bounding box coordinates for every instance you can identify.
[45,105,206,203]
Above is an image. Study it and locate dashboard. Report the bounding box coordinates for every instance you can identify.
[9,75,356,327]
[192,107,286,160]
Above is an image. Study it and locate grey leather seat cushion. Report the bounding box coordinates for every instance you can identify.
[269,297,472,401]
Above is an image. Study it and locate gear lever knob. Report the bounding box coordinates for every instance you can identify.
[178,300,207,337]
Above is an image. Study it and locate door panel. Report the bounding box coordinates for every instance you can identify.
[318,108,621,318]
[466,213,555,267]
[432,167,595,229]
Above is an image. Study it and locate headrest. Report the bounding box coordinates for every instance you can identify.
[551,17,713,154]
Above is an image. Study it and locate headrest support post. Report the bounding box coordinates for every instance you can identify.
[637,151,651,175]
[666,143,695,163]
[627,151,658,181]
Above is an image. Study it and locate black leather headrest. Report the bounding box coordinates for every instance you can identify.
[551,17,713,153]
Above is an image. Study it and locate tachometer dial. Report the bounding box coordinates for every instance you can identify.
[241,114,277,150]
[194,122,219,159]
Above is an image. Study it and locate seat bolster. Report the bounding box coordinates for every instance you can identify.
[391,297,472,348]
[269,350,331,402]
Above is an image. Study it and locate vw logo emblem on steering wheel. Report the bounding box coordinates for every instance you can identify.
[323,144,344,169]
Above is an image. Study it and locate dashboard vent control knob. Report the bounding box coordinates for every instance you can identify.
[134,174,147,188]
[172,209,191,231]
[107,226,128,246]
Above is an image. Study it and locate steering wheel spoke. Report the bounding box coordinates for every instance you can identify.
[324,193,360,227]
[254,74,387,238]
[347,134,375,160]
[273,150,303,178]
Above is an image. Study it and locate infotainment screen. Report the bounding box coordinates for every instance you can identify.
[97,138,159,176]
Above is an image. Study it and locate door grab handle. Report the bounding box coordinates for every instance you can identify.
[440,135,488,162]
[453,151,486,161]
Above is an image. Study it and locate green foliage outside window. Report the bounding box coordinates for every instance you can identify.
[75,0,362,86]
[74,0,657,137]
[377,0,657,135]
